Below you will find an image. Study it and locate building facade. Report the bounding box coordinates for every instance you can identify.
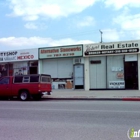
[83,40,140,90]
[0,48,38,76]
[38,45,84,89]
[1,40,140,91]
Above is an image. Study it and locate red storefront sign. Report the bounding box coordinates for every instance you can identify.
[17,55,34,60]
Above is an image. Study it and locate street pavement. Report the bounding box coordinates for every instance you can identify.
[43,89,140,101]
[0,101,140,140]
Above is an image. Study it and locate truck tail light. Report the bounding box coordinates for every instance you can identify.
[38,84,40,88]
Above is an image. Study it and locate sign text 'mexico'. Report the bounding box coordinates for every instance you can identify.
[17,55,34,60]
[0,49,38,62]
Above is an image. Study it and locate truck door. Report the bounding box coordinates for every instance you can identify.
[0,77,11,96]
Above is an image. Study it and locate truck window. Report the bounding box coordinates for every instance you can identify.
[14,76,23,83]
[30,76,39,82]
[0,77,9,84]
[41,76,51,83]
[23,76,30,83]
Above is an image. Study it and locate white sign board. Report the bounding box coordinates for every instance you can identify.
[39,45,83,59]
[0,48,38,62]
[125,54,137,62]
[84,40,140,56]
[109,81,125,89]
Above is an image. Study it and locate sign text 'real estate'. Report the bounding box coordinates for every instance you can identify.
[85,42,139,55]
[86,42,138,52]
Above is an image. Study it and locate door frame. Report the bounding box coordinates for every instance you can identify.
[73,64,84,89]
[29,66,38,74]
[124,61,138,89]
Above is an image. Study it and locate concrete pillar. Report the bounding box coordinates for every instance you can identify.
[84,57,90,90]
[38,60,43,74]
[138,54,140,90]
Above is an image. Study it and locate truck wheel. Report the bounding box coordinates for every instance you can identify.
[19,91,29,101]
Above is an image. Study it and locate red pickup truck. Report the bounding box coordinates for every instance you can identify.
[0,74,52,101]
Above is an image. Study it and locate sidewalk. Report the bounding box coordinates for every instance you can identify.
[43,89,140,101]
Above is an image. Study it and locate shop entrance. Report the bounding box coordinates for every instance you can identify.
[124,61,138,89]
[89,56,106,89]
[74,64,84,89]
[29,61,38,74]
[29,67,38,74]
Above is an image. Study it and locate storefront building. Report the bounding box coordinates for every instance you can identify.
[1,40,140,91]
[83,40,140,90]
[0,48,38,76]
[38,45,84,89]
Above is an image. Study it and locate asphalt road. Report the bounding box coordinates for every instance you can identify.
[0,100,140,140]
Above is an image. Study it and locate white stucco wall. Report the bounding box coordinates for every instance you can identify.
[38,60,43,74]
[84,57,90,90]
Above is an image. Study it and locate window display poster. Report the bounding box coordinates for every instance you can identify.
[0,64,8,77]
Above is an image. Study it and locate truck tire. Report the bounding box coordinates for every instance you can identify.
[19,90,29,101]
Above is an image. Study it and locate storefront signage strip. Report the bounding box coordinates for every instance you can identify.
[0,49,38,62]
[85,42,139,52]
[85,48,139,56]
[39,45,83,59]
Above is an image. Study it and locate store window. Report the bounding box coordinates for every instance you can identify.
[0,64,8,77]
[13,62,28,75]
[107,55,125,89]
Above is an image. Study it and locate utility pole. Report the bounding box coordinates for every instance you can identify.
[99,30,103,43]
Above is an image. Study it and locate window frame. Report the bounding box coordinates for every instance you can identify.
[22,76,30,83]
[41,75,51,83]
[0,77,9,85]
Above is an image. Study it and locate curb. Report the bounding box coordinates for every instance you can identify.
[43,98,122,101]
[122,98,140,101]
[43,96,140,101]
